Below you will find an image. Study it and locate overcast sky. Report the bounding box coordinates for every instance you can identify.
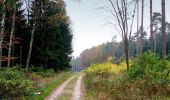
[64,0,170,57]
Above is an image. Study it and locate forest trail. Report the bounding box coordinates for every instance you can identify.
[45,74,82,100]
[71,75,82,100]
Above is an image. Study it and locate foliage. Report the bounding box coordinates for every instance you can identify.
[72,42,123,68]
[25,65,55,78]
[35,69,55,78]
[25,71,75,100]
[28,0,73,71]
[0,0,72,71]
[0,67,33,97]
[126,52,169,84]
[85,62,126,75]
[83,53,170,99]
[24,65,42,72]
[83,62,127,99]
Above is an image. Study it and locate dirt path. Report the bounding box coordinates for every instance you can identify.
[45,75,75,100]
[71,75,82,100]
[45,74,83,100]
[57,75,79,100]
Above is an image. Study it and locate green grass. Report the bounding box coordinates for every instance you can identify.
[24,71,75,100]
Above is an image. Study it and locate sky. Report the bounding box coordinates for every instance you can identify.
[64,0,170,57]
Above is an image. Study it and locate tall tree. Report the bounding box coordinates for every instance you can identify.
[136,0,139,54]
[162,0,166,59]
[24,0,73,71]
[152,12,161,53]
[7,0,16,67]
[150,0,154,52]
[0,0,7,67]
[140,0,144,53]
[26,0,37,70]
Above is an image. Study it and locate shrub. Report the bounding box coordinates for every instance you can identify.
[126,52,169,84]
[35,69,55,78]
[84,62,128,99]
[27,65,43,73]
[83,53,170,99]
[0,67,33,97]
[26,66,56,78]
[85,62,126,75]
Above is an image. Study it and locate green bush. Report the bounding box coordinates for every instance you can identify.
[0,67,33,97]
[27,65,43,73]
[83,53,170,99]
[126,52,169,84]
[35,69,55,78]
[26,65,56,78]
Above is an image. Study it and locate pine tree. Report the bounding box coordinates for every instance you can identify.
[162,0,166,59]
[25,0,72,71]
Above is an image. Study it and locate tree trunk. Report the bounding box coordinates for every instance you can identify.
[150,0,154,52]
[154,25,158,53]
[45,57,48,69]
[162,0,166,59]
[45,43,49,69]
[0,0,7,68]
[26,21,36,70]
[154,34,157,53]
[140,0,144,53]
[20,46,22,67]
[8,1,16,67]
[136,0,139,54]
[124,38,129,70]
[25,0,38,70]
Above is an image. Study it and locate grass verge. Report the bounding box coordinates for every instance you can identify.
[24,71,75,100]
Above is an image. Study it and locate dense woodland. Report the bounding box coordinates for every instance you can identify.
[0,0,74,98]
[0,0,72,71]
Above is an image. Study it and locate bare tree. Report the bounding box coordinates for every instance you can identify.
[8,0,16,67]
[162,0,166,59]
[0,0,7,67]
[105,0,137,69]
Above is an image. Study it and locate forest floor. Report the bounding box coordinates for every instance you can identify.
[45,74,83,100]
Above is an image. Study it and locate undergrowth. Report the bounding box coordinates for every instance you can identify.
[83,52,170,99]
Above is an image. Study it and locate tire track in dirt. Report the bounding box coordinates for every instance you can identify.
[45,75,75,100]
[71,75,82,100]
